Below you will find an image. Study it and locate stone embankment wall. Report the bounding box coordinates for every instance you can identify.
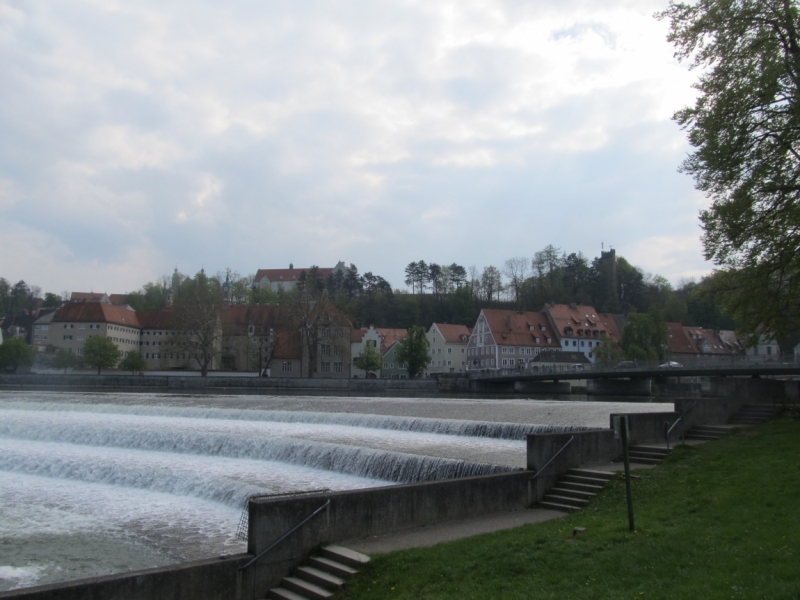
[0,373,439,394]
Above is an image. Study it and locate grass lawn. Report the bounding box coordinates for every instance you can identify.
[337,418,800,600]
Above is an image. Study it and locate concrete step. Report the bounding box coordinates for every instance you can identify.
[307,557,358,579]
[628,450,667,460]
[543,494,589,507]
[560,474,609,488]
[538,500,579,512]
[728,417,769,424]
[268,587,308,600]
[320,546,370,569]
[296,566,345,590]
[629,445,670,457]
[692,425,730,434]
[558,480,605,494]
[567,468,616,481]
[282,576,333,600]
[549,487,597,500]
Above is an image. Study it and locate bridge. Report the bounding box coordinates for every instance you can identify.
[471,364,800,383]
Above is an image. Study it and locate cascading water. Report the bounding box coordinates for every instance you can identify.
[0,391,667,591]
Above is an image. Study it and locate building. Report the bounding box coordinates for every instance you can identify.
[31,310,57,351]
[381,341,409,379]
[543,303,621,363]
[425,323,471,375]
[744,334,780,360]
[350,326,407,378]
[254,262,349,293]
[50,302,141,359]
[466,309,561,371]
[666,323,741,362]
[69,292,111,304]
[530,350,591,373]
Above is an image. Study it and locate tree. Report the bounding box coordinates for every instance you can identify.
[119,351,147,374]
[0,338,36,373]
[286,286,348,378]
[52,348,80,374]
[659,0,800,340]
[82,336,121,374]
[620,309,669,361]
[503,257,529,307]
[169,271,224,376]
[353,344,382,377]
[394,326,431,378]
[42,292,62,308]
[480,266,503,302]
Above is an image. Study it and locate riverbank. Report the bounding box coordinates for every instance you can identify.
[339,418,800,599]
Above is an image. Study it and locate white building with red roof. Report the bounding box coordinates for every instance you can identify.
[543,303,621,363]
[425,323,471,374]
[254,262,348,293]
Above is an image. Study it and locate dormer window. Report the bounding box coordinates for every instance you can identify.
[577,329,583,336]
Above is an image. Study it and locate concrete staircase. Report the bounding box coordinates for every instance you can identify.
[728,404,781,425]
[538,468,616,512]
[685,424,730,441]
[628,445,670,465]
[268,545,370,600]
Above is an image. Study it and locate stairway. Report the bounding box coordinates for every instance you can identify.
[538,468,615,512]
[268,545,370,600]
[685,424,730,441]
[727,404,780,425]
[627,445,670,465]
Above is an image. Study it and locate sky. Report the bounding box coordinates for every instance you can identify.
[0,0,710,296]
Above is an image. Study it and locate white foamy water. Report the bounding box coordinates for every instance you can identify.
[0,391,669,591]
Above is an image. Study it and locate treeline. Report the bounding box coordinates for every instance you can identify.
[0,246,737,334]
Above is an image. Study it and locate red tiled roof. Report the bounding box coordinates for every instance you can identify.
[351,327,368,343]
[53,303,140,328]
[221,305,287,333]
[375,328,407,355]
[272,330,302,360]
[108,294,127,305]
[137,309,175,329]
[481,310,561,348]
[255,267,336,284]
[544,303,620,342]
[667,323,739,355]
[70,292,108,303]
[432,323,472,344]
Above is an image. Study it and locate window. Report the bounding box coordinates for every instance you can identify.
[767,346,772,355]
[77,348,83,355]
[153,353,160,359]
[573,340,577,346]
[333,362,343,373]
[282,361,292,372]
[321,328,330,338]
[502,358,508,366]
[502,347,507,354]
[320,362,330,373]
[321,345,332,355]
[63,335,72,340]
[79,324,85,330]
[447,360,452,366]
[145,353,149,358]
[77,335,85,341]
[334,345,342,356]
[536,337,540,344]
[367,340,376,348]
[384,363,389,369]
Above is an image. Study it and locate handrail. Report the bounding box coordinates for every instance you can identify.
[666,400,698,450]
[238,498,330,572]
[529,436,574,480]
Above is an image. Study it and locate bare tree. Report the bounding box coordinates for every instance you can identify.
[168,272,224,376]
[286,287,349,378]
[503,257,529,307]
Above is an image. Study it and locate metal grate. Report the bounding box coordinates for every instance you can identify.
[236,489,331,541]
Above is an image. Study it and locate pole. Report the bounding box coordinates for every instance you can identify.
[621,416,635,532]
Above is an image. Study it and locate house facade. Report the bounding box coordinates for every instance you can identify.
[543,303,621,363]
[425,323,471,375]
[466,309,561,372]
[50,303,141,359]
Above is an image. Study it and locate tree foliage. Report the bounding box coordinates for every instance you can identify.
[169,270,224,376]
[659,0,800,340]
[352,344,382,376]
[394,326,431,378]
[0,338,36,373]
[621,309,669,361]
[119,351,147,374]
[82,336,121,374]
[52,348,80,374]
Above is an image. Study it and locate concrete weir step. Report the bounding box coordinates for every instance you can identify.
[728,404,780,426]
[538,468,615,512]
[267,546,369,600]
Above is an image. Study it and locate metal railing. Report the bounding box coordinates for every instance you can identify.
[529,436,574,481]
[666,400,698,450]
[238,498,331,573]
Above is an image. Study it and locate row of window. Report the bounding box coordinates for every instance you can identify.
[563,339,597,348]
[319,362,344,373]
[383,362,409,370]
[320,345,343,356]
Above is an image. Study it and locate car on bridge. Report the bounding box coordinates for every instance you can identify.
[614,361,637,370]
[659,361,683,368]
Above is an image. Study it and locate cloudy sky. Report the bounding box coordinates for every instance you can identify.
[0,0,708,296]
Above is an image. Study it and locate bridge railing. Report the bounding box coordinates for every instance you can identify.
[468,354,795,379]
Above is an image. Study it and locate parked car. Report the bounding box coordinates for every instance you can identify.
[614,361,637,370]
[659,361,683,368]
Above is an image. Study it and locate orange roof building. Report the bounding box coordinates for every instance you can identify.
[467,309,561,371]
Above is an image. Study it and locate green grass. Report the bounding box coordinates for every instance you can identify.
[337,418,800,600]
